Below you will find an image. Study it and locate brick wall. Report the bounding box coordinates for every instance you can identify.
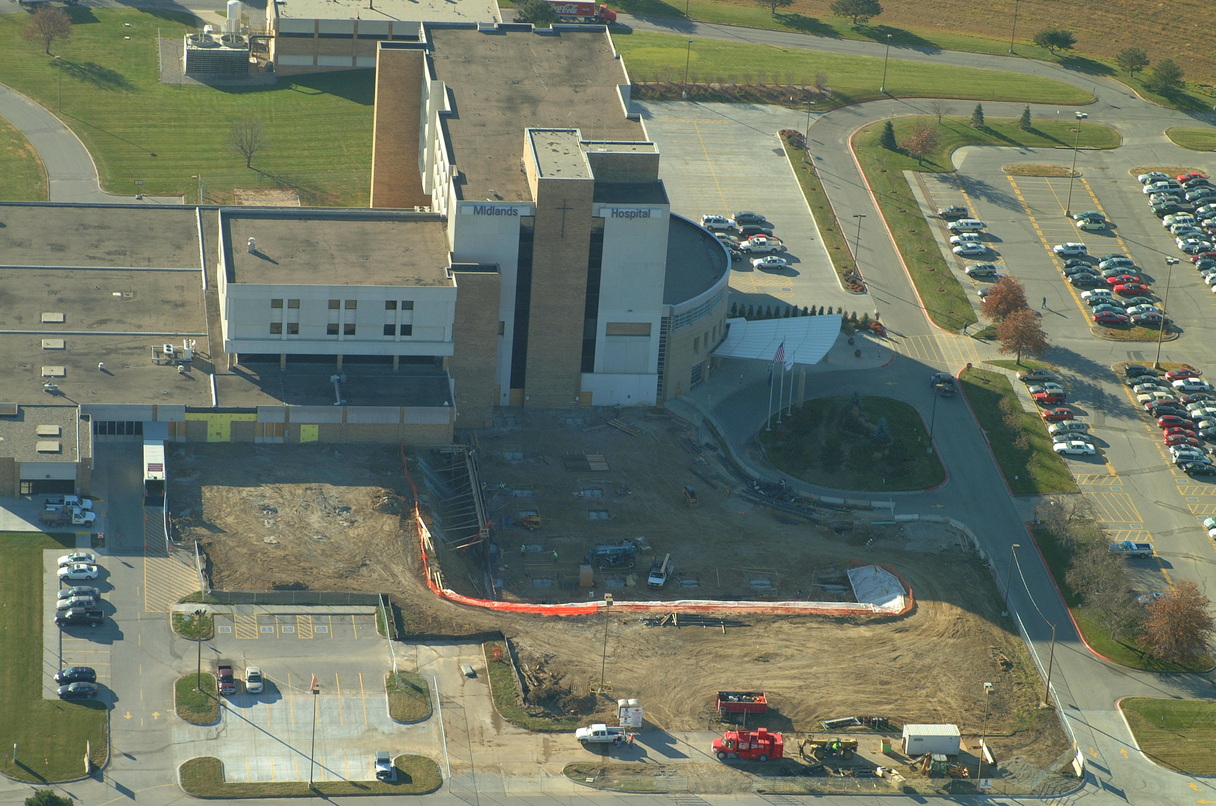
[449,270,501,428]
[371,49,430,209]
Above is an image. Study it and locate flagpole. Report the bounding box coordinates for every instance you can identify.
[786,353,795,415]
[766,365,775,431]
[777,363,785,424]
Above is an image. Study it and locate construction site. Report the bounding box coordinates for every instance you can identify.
[172,406,1072,793]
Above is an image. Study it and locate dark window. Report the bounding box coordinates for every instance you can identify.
[344,323,356,336]
[402,300,414,311]
[288,299,300,309]
[327,323,339,336]
[385,300,397,310]
[287,323,299,335]
[277,30,314,37]
[345,300,357,310]
[582,219,605,372]
[511,217,534,388]
[270,322,283,335]
[328,300,340,310]
[270,299,284,309]
[316,31,354,39]
[383,324,395,336]
[400,324,413,337]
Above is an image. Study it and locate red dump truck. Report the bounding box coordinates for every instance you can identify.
[712,727,784,761]
[543,0,617,23]
[716,691,768,715]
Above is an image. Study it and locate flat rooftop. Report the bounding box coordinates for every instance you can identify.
[0,405,89,464]
[274,0,499,23]
[222,211,451,286]
[0,205,200,268]
[664,217,730,305]
[217,363,452,407]
[429,26,645,202]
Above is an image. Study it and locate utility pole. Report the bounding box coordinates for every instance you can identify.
[682,39,693,99]
[1002,544,1020,614]
[879,34,892,93]
[1154,257,1179,368]
[1064,123,1083,216]
[1008,0,1021,53]
[598,593,613,695]
[308,674,320,789]
[1042,623,1057,706]
[977,682,993,785]
[194,608,206,690]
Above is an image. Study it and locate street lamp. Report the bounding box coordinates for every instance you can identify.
[1064,123,1083,216]
[191,174,204,206]
[194,608,206,691]
[879,34,892,94]
[1154,257,1179,369]
[598,593,613,695]
[802,103,813,163]
[54,55,62,113]
[1042,622,1057,707]
[682,39,693,99]
[1008,0,1021,53]
[308,674,320,789]
[1002,544,1021,614]
[977,681,993,785]
[927,385,939,454]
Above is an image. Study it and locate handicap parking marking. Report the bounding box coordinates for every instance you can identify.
[218,625,232,633]
[261,626,275,634]
[281,625,295,633]
[315,625,329,633]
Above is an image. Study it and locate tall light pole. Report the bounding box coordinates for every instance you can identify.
[682,39,693,100]
[927,386,939,454]
[1154,257,1179,368]
[879,34,892,94]
[55,55,62,113]
[1064,123,1083,216]
[1002,544,1020,614]
[1042,622,1057,706]
[598,593,613,695]
[194,608,206,690]
[977,681,993,785]
[308,674,320,789]
[802,103,813,163]
[1008,0,1021,53]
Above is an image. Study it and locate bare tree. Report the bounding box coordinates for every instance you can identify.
[980,276,1029,321]
[929,101,949,124]
[23,7,72,56]
[997,308,1049,364]
[229,118,268,169]
[1140,579,1216,663]
[814,72,830,96]
[899,121,939,165]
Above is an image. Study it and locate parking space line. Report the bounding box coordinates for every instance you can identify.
[1084,491,1143,523]
[297,615,313,639]
[359,672,369,725]
[287,673,296,728]
[335,674,344,725]
[233,613,259,640]
[689,122,729,212]
[351,615,359,640]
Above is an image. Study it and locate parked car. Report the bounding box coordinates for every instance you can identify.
[245,665,265,694]
[1053,242,1088,256]
[57,585,99,600]
[1069,273,1102,286]
[1072,211,1106,223]
[1124,363,1158,377]
[964,262,1001,277]
[1104,273,1140,285]
[1054,440,1096,456]
[1132,313,1170,327]
[949,233,983,246]
[1181,461,1216,476]
[1027,382,1066,395]
[1138,171,1169,184]
[938,205,968,219]
[1018,369,1059,383]
[1115,283,1150,296]
[57,552,96,568]
[751,256,788,271]
[1041,407,1076,422]
[732,211,767,226]
[699,214,734,232]
[1048,421,1089,435]
[1179,172,1208,184]
[58,564,99,581]
[58,682,99,700]
[1145,180,1184,195]
[1077,219,1105,232]
[55,667,97,684]
[947,219,986,233]
[55,595,98,611]
[737,223,774,238]
[1166,433,1202,447]
[1157,415,1195,428]
[1093,311,1130,326]
[1081,289,1113,301]
[952,243,988,256]
[1034,391,1068,405]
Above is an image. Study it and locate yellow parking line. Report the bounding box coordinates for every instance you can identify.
[359,672,369,725]
[351,615,359,640]
[335,674,344,726]
[690,122,729,212]
[288,674,296,728]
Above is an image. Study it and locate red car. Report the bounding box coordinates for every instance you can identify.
[1179,172,1208,184]
[1183,393,1216,404]
[1034,391,1067,405]
[1041,407,1076,422]
[1093,311,1130,325]
[1105,274,1139,286]
[1192,252,1216,263]
[1166,433,1201,447]
[1166,368,1202,381]
[1115,283,1149,295]
[1157,415,1194,428]
[1163,427,1198,439]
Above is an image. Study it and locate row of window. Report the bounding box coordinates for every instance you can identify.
[268,324,414,337]
[269,299,416,311]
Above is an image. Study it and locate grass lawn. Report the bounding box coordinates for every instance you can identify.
[0,532,108,782]
[758,395,944,491]
[0,116,47,201]
[484,641,580,732]
[172,611,214,640]
[984,359,1053,373]
[385,671,432,723]
[175,674,220,725]
[853,116,1119,331]
[958,368,1078,495]
[179,755,442,797]
[781,138,858,287]
[1166,127,1216,152]
[1121,698,1216,774]
[0,9,372,205]
[612,31,1090,108]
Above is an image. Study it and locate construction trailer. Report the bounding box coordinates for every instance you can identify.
[901,724,961,756]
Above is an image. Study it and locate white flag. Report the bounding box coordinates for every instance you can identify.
[784,349,795,372]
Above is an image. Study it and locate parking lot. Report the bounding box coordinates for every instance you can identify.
[42,552,116,701]
[214,612,375,641]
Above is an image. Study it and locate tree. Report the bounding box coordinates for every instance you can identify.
[1115,47,1150,77]
[997,308,1049,364]
[929,100,949,124]
[828,0,883,25]
[980,276,1028,321]
[26,792,74,806]
[1018,105,1031,131]
[1140,579,1216,663]
[754,0,794,14]
[23,7,72,56]
[1145,59,1185,95]
[879,120,897,151]
[1033,29,1076,55]
[900,121,939,165]
[229,118,268,169]
[969,103,985,129]
[516,0,559,25]
[813,72,830,96]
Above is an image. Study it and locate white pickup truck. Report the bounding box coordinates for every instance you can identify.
[576,724,629,745]
[737,236,787,254]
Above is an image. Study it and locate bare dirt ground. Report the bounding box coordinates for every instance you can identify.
[171,409,1069,782]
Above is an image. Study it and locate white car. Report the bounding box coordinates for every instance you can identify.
[1163,214,1195,227]
[738,237,786,254]
[58,564,99,581]
[1174,379,1213,392]
[245,666,265,694]
[751,256,788,271]
[1048,421,1089,435]
[57,551,96,568]
[949,233,982,245]
[1081,289,1113,300]
[1053,243,1087,256]
[1139,171,1169,184]
[699,214,735,232]
[1054,440,1096,456]
[1172,447,1207,464]
[1144,180,1183,195]
[1125,304,1160,316]
[952,243,987,256]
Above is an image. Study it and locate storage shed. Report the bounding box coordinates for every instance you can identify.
[901,724,961,756]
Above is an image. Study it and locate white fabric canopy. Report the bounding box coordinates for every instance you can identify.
[713,315,841,366]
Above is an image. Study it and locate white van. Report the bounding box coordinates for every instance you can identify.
[947,218,986,233]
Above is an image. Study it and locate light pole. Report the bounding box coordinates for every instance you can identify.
[682,39,693,99]
[191,174,204,206]
[1008,0,1021,53]
[977,681,993,785]
[802,103,813,163]
[879,34,892,94]
[1042,622,1057,706]
[927,385,939,454]
[1064,123,1083,216]
[1154,257,1179,369]
[55,55,62,113]
[598,593,613,695]
[1002,544,1020,614]
[308,674,320,789]
[194,608,206,690]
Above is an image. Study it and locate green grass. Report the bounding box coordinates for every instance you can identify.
[984,359,1053,372]
[853,116,1119,330]
[958,368,1078,495]
[781,137,860,287]
[0,9,372,205]
[0,532,108,783]
[175,674,220,725]
[385,672,432,723]
[759,395,945,491]
[612,31,1090,107]
[1121,698,1216,773]
[172,611,214,640]
[0,116,47,201]
[1166,127,1216,152]
[179,755,442,797]
[484,642,580,732]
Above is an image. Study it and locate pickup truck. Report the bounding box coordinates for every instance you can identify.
[1111,540,1154,558]
[647,553,673,589]
[576,724,629,745]
[45,495,92,511]
[216,662,237,695]
[55,608,104,626]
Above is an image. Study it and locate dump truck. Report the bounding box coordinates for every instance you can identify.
[647,553,673,589]
[1111,540,1153,558]
[541,0,617,22]
[216,661,237,695]
[712,727,784,761]
[716,691,768,715]
[586,540,636,569]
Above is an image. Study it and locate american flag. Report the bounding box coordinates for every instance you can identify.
[773,341,785,364]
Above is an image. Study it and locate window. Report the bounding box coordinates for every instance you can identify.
[383,324,395,336]
[344,323,356,336]
[327,323,339,336]
[287,323,299,335]
[400,324,413,337]
[345,300,357,310]
[385,301,397,311]
[402,301,414,311]
[270,322,283,335]
[694,336,700,352]
[271,299,284,309]
[499,321,505,336]
[288,299,300,309]
[328,300,340,310]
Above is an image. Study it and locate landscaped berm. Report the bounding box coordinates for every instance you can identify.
[759,396,944,491]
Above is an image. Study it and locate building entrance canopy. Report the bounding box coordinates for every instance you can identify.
[713,315,841,366]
